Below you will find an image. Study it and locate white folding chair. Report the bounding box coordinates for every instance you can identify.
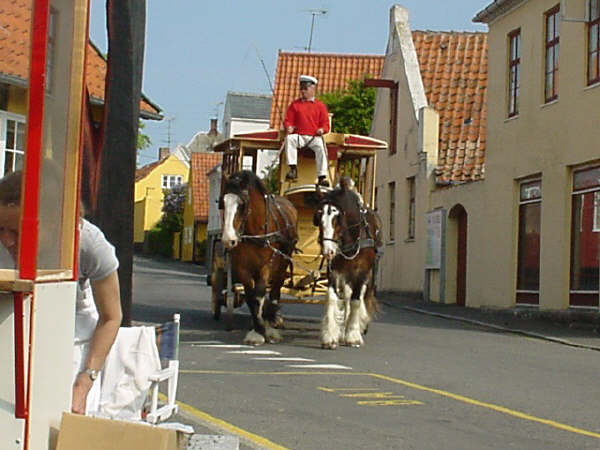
[146,313,180,424]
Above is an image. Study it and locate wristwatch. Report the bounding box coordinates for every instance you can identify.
[83,368,99,381]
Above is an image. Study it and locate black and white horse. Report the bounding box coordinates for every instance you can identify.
[314,177,382,349]
[221,170,298,345]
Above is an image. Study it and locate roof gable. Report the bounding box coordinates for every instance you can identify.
[413,30,488,183]
[270,52,384,129]
[190,152,221,222]
[0,0,160,117]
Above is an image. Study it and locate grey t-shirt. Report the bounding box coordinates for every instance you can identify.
[75,219,119,343]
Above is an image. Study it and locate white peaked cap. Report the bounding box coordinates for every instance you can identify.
[299,75,318,85]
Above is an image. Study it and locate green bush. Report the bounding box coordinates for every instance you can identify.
[147,223,174,258]
[195,239,208,264]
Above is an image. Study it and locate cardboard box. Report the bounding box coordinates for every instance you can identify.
[55,413,185,450]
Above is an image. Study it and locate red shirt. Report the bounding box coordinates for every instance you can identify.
[283,98,330,136]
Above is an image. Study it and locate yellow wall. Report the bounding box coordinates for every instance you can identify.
[181,181,195,261]
[372,1,600,310]
[476,0,599,310]
[133,154,189,244]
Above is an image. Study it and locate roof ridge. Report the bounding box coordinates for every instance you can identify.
[227,91,272,98]
[277,51,384,58]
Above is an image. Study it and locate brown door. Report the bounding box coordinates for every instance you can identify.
[456,208,467,306]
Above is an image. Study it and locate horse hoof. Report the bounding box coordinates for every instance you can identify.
[265,327,282,343]
[272,315,285,329]
[243,330,265,346]
[321,341,338,350]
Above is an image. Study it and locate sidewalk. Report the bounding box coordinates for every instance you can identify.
[379,293,600,351]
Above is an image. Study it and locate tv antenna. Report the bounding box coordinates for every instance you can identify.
[305,9,327,53]
[163,116,176,149]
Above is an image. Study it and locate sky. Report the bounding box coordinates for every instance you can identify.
[89,1,491,167]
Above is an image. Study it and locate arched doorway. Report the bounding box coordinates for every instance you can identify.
[448,204,468,306]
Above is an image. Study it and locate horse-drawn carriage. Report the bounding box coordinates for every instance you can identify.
[207,129,387,338]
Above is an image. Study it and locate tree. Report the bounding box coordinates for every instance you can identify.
[137,120,151,151]
[160,183,186,233]
[319,78,376,135]
[147,183,186,258]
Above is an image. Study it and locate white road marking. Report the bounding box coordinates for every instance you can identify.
[191,344,253,348]
[287,364,352,370]
[253,357,315,362]
[228,350,282,355]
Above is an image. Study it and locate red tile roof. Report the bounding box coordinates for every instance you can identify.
[190,153,221,222]
[0,0,160,117]
[135,156,168,182]
[413,31,487,183]
[270,52,384,130]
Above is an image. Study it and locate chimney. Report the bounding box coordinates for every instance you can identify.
[158,147,170,160]
[208,118,219,137]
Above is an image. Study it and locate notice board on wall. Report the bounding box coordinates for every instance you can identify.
[425,209,444,269]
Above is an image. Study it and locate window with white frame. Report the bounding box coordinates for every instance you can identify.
[1,115,26,177]
[162,174,182,189]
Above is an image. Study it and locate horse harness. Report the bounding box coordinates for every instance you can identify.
[237,192,295,249]
[321,203,378,261]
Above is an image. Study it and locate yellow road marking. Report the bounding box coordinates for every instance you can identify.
[158,393,290,450]
[368,373,600,440]
[181,369,600,439]
[357,400,424,406]
[340,392,402,399]
[317,386,378,392]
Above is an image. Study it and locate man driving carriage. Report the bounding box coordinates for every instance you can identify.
[283,75,330,187]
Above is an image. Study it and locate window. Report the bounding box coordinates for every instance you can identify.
[516,180,542,305]
[508,29,521,117]
[1,116,26,177]
[588,0,600,85]
[388,182,395,242]
[544,6,560,102]
[407,177,415,239]
[570,166,600,307]
[162,174,182,189]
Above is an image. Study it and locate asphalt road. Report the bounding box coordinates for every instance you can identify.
[132,255,600,450]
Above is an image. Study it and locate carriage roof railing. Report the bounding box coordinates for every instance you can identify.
[212,130,388,154]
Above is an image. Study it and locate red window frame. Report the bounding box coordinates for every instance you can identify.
[508,29,521,117]
[570,166,600,308]
[588,0,600,85]
[544,6,560,102]
[516,179,542,305]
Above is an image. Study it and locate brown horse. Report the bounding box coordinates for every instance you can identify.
[313,177,382,349]
[221,170,298,345]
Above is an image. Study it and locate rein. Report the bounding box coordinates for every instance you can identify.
[237,193,294,248]
[321,205,376,260]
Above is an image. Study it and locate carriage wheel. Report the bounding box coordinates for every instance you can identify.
[224,291,234,331]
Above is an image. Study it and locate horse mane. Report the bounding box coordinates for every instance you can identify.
[323,176,362,212]
[224,170,268,197]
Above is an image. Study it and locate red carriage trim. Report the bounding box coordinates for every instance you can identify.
[344,134,388,148]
